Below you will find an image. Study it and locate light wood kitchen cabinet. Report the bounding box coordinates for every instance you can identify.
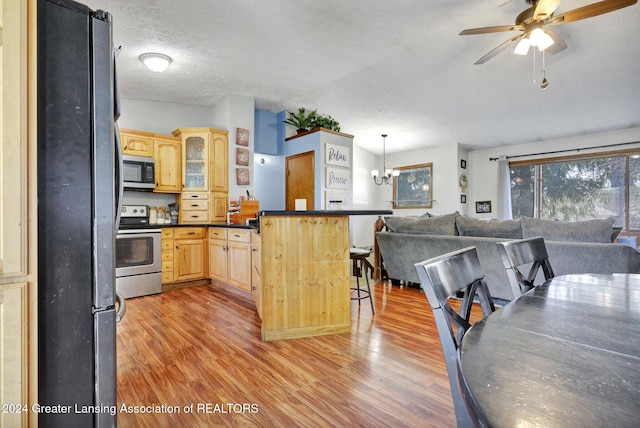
[209,130,229,193]
[154,136,182,193]
[173,227,206,282]
[251,230,262,318]
[208,228,252,292]
[120,128,154,157]
[210,191,229,223]
[181,191,209,223]
[173,128,228,223]
[1,1,36,426]
[161,228,175,284]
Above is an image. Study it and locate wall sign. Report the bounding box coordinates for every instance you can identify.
[324,143,350,167]
[325,167,350,189]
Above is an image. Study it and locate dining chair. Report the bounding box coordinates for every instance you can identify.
[496,236,555,297]
[415,247,495,428]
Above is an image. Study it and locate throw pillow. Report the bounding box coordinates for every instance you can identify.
[456,216,522,239]
[521,217,614,243]
[384,212,459,235]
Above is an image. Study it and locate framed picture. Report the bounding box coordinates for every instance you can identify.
[236,148,250,166]
[236,128,249,146]
[393,163,433,209]
[236,168,250,185]
[460,195,466,204]
[460,159,467,169]
[475,200,492,214]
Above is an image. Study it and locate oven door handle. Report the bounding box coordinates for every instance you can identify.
[117,229,162,235]
[115,291,126,323]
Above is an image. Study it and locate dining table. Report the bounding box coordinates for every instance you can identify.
[458,273,640,427]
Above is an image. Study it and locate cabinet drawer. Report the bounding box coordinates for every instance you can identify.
[162,260,174,272]
[208,228,228,240]
[182,199,209,211]
[181,211,209,223]
[162,249,173,261]
[161,228,174,239]
[182,192,208,200]
[174,227,206,239]
[162,239,174,251]
[228,229,251,243]
[161,272,174,284]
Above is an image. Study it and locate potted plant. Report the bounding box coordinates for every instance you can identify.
[284,108,342,134]
[284,107,317,134]
[310,114,341,132]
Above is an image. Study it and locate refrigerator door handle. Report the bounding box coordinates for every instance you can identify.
[115,291,126,323]
[114,123,124,228]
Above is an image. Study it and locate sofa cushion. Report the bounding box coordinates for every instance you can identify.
[456,216,522,239]
[384,212,458,235]
[521,217,614,243]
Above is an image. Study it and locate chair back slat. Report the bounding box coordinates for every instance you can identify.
[497,236,555,298]
[415,247,495,427]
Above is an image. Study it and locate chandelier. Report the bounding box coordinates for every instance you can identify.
[371,134,399,185]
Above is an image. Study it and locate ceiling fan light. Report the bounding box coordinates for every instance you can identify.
[514,38,531,55]
[140,53,172,72]
[528,28,546,47]
[536,32,554,51]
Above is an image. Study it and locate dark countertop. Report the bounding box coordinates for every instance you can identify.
[260,210,392,216]
[118,223,254,230]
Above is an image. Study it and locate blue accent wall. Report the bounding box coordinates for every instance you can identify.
[254,109,279,155]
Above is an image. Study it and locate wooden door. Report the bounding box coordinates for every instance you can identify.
[174,239,206,281]
[154,137,182,192]
[208,239,228,282]
[251,231,262,319]
[286,151,315,210]
[210,130,229,192]
[227,241,252,292]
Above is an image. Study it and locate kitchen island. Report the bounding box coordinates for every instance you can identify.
[259,210,391,341]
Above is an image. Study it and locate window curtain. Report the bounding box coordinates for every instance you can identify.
[497,156,512,220]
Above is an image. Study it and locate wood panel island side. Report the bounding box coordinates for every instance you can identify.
[259,210,391,341]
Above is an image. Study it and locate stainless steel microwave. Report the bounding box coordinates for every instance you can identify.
[122,154,155,190]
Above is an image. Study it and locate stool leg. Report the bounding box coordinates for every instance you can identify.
[355,272,362,306]
[363,263,374,315]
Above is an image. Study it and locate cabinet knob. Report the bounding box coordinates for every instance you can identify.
[188,232,195,235]
[175,245,179,249]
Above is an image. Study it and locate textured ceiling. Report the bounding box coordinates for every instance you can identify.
[81,0,640,154]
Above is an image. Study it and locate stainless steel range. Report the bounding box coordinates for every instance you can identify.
[116,205,162,298]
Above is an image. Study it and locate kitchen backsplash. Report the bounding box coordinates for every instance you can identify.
[122,190,177,210]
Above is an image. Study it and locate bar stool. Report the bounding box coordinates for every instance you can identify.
[350,248,375,314]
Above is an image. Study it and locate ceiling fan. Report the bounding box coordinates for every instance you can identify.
[460,0,638,65]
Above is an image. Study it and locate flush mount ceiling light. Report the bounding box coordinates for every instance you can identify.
[139,53,172,72]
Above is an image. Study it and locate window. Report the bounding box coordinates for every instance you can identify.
[510,151,640,232]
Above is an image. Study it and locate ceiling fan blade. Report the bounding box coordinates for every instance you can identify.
[474,34,524,65]
[533,0,564,20]
[459,24,523,35]
[544,29,568,54]
[549,0,637,25]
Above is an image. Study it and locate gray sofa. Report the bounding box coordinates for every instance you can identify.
[375,213,640,301]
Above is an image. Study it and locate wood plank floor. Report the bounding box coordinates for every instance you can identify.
[115,280,484,427]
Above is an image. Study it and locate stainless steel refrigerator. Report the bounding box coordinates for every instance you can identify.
[37,0,123,426]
